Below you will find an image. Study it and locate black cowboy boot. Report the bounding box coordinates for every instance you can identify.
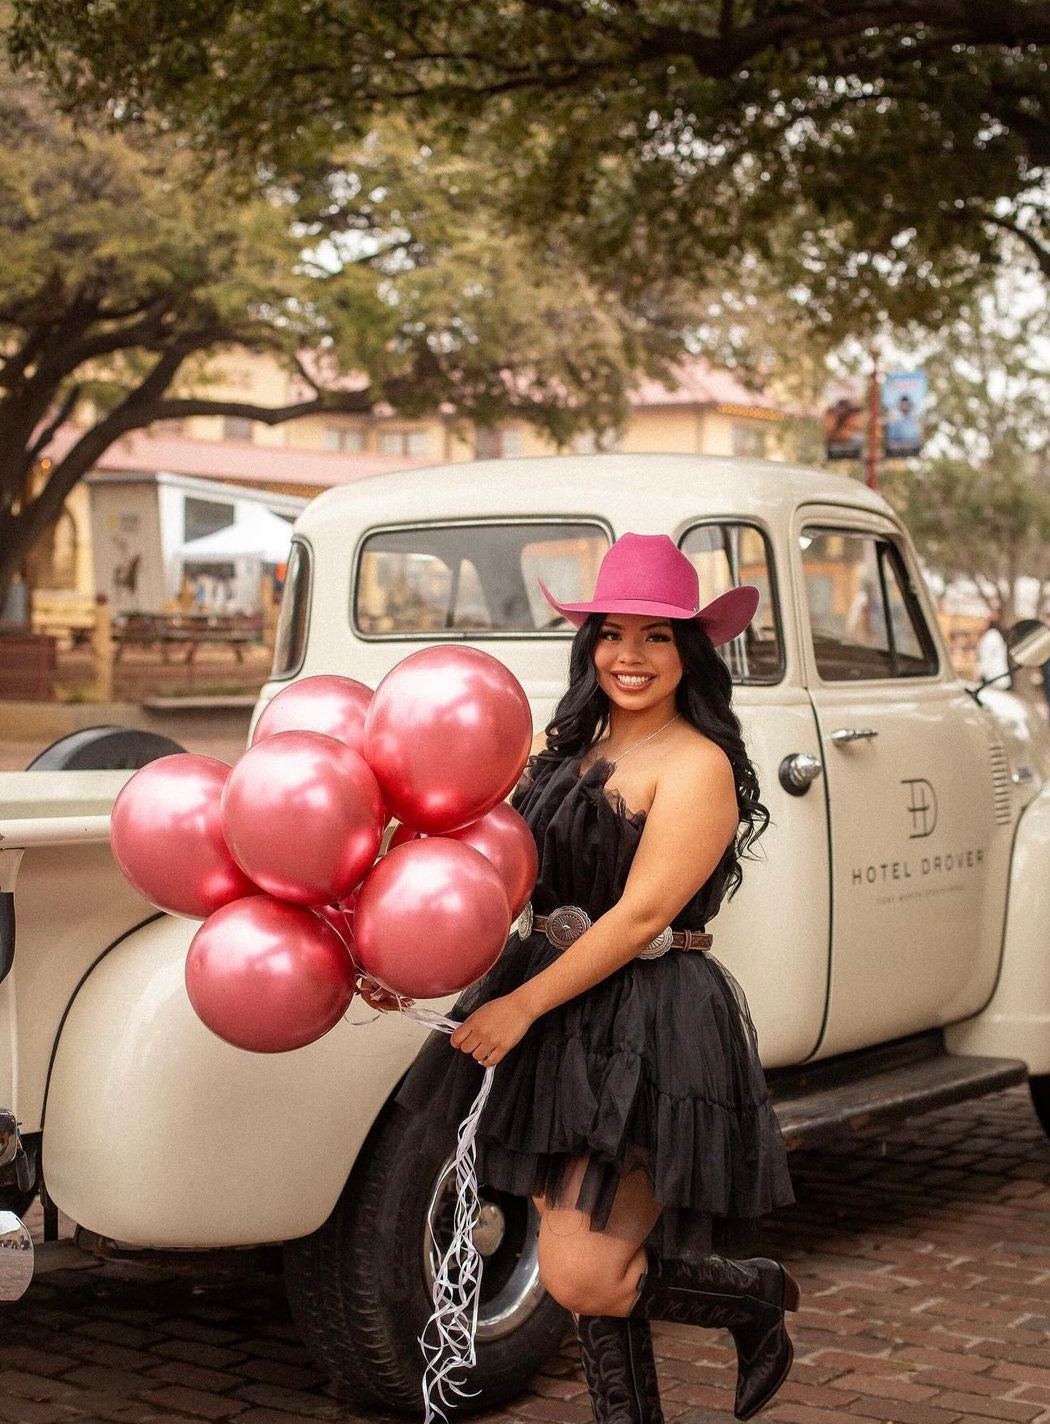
[577,1314,665,1424]
[634,1252,799,1420]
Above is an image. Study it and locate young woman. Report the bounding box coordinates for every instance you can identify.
[400,532,796,1422]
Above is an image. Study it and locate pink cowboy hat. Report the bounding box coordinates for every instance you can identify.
[539,533,759,647]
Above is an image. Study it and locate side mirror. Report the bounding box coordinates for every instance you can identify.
[1008,621,1050,670]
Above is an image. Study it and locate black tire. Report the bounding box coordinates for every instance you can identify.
[25,726,185,770]
[1029,1074,1050,1137]
[283,1102,570,1414]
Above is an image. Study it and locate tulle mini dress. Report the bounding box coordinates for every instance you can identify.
[398,750,794,1263]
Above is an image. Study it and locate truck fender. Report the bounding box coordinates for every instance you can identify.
[43,913,432,1248]
[945,780,1050,1074]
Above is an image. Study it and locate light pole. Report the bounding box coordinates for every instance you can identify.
[865,348,881,491]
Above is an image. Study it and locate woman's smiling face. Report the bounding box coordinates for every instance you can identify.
[592,613,684,712]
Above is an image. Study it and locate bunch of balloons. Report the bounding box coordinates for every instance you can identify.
[110,649,537,1054]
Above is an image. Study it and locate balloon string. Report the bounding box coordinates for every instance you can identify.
[334,956,494,1422]
[397,998,494,1424]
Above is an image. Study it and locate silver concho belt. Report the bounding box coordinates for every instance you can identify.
[516,902,711,958]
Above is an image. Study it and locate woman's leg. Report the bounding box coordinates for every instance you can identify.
[533,1157,664,1424]
[531,1156,799,1422]
[533,1155,661,1319]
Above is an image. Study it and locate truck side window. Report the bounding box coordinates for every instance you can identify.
[679,522,783,683]
[354,523,610,636]
[801,528,938,680]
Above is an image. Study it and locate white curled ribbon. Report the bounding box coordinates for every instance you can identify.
[382,996,496,1424]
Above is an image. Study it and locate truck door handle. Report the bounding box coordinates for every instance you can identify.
[830,727,879,744]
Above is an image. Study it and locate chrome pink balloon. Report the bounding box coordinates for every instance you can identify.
[447,803,538,920]
[314,895,357,946]
[110,754,256,919]
[220,731,384,905]
[251,675,373,752]
[185,895,357,1053]
[363,646,532,834]
[354,839,511,999]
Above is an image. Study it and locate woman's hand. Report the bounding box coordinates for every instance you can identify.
[450,993,534,1067]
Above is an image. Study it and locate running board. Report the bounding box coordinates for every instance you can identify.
[767,1030,1028,1151]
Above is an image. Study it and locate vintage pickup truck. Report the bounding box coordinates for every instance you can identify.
[4,453,1050,1410]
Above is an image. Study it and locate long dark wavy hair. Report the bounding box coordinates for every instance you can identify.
[535,613,769,897]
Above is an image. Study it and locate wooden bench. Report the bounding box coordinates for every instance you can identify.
[30,591,96,647]
[114,611,265,664]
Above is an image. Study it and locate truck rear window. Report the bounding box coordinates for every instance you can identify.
[353,522,611,636]
[679,522,783,683]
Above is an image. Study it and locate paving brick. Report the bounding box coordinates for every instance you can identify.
[137,1391,243,1422]
[930,1395,1044,1422]
[229,1384,342,1417]
[847,1396,967,1424]
[825,1371,940,1403]
[151,1344,247,1373]
[763,1404,859,1424]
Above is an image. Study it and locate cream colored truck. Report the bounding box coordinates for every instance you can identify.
[4,453,1050,1408]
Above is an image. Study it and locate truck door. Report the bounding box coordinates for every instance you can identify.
[797,510,1012,1058]
[677,520,831,1070]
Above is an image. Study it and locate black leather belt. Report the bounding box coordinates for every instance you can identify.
[517,903,711,959]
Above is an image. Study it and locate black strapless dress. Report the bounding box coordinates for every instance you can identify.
[398,752,793,1263]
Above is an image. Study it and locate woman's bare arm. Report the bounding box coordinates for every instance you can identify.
[450,738,738,1063]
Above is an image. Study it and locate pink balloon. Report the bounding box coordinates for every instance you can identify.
[110,754,256,918]
[314,894,357,945]
[251,675,373,752]
[220,731,384,905]
[447,804,538,920]
[185,896,357,1053]
[363,646,532,834]
[354,839,511,999]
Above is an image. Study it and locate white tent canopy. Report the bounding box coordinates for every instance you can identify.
[175,505,295,564]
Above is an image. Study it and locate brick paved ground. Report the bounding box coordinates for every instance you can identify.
[3,1085,1050,1424]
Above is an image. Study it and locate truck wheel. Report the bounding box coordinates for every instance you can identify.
[283,1102,569,1414]
[25,726,185,770]
[1028,1075,1050,1137]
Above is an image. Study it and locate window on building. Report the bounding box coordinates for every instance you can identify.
[184,498,235,543]
[680,522,783,683]
[378,428,431,457]
[222,416,254,441]
[324,425,365,453]
[354,522,610,636]
[731,423,768,459]
[474,426,525,459]
[800,528,938,680]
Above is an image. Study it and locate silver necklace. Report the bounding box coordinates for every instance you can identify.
[601,713,680,765]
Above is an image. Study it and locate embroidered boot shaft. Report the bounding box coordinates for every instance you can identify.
[633,1252,799,1420]
[577,1314,664,1424]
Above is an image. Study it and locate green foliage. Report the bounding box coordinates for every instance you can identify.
[13,1,1050,337]
[0,58,698,605]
